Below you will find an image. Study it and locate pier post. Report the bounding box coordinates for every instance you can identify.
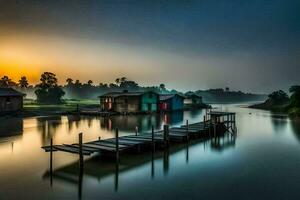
[114,161,119,192]
[186,142,189,164]
[186,120,189,142]
[203,115,206,128]
[135,126,138,136]
[214,124,216,138]
[209,116,212,137]
[79,133,83,169]
[50,138,53,186]
[151,125,155,151]
[151,151,155,179]
[163,125,169,147]
[115,129,119,162]
[230,114,233,129]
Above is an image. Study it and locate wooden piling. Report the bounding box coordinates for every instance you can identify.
[79,133,83,168]
[135,126,138,136]
[115,162,119,192]
[115,129,119,162]
[50,138,53,186]
[186,120,189,142]
[163,125,169,147]
[151,125,155,151]
[151,151,155,179]
[214,124,216,138]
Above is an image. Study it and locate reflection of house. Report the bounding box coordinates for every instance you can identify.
[184,94,203,107]
[159,94,184,111]
[99,91,159,113]
[0,88,25,113]
[100,114,161,133]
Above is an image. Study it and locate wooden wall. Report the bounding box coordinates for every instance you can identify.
[0,96,23,113]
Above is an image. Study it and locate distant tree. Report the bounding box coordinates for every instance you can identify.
[289,85,300,107]
[87,80,93,86]
[268,90,289,104]
[66,78,73,86]
[35,72,65,104]
[120,80,139,89]
[225,87,230,92]
[159,83,166,93]
[18,76,29,88]
[99,83,108,88]
[109,83,118,89]
[74,80,82,87]
[115,78,120,86]
[120,77,127,83]
[0,75,17,87]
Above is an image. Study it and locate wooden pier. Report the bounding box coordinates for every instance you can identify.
[42,111,236,161]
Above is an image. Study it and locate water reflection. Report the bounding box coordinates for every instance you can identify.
[99,111,184,133]
[290,120,300,143]
[270,115,288,133]
[37,116,62,145]
[2,106,300,199]
[0,117,23,137]
[211,133,236,152]
[44,132,234,197]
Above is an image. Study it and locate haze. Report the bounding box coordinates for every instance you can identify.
[0,0,299,93]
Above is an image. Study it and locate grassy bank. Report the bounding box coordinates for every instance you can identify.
[2,99,100,118]
[250,100,300,117]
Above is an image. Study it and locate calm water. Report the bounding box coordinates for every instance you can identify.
[0,104,300,200]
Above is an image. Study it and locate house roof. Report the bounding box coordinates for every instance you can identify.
[99,91,157,98]
[0,88,25,97]
[159,94,185,101]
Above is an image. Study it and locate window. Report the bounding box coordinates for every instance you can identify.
[124,99,128,104]
[149,94,153,98]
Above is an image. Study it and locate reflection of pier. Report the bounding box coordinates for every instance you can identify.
[99,111,184,133]
[42,111,237,197]
[42,112,236,159]
[43,138,210,193]
[211,133,236,151]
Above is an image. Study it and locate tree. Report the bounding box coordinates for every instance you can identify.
[268,90,289,104]
[119,80,139,89]
[66,78,73,86]
[120,77,127,83]
[289,85,300,107]
[115,78,120,86]
[87,80,93,86]
[0,75,17,87]
[225,87,230,92]
[35,72,65,104]
[18,76,29,88]
[159,83,166,93]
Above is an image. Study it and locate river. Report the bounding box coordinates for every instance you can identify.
[0,104,300,199]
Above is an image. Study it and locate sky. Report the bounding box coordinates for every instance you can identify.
[0,0,299,93]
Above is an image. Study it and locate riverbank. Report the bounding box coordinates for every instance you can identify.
[249,101,300,118]
[0,99,211,119]
[0,99,100,119]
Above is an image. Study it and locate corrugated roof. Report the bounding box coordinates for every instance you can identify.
[159,94,185,101]
[0,88,25,97]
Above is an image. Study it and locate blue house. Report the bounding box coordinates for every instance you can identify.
[159,94,185,111]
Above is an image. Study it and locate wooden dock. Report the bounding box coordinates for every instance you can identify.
[42,111,236,161]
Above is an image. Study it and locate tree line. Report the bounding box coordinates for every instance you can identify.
[0,72,171,104]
